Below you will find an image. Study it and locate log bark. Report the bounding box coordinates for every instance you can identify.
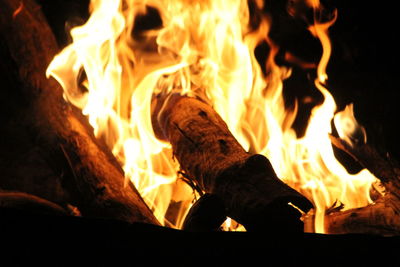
[152,94,313,231]
[0,191,69,216]
[0,0,159,225]
[325,194,400,236]
[182,194,226,231]
[325,136,400,235]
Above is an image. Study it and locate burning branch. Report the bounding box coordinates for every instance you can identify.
[152,94,313,231]
[326,136,400,235]
[0,0,159,225]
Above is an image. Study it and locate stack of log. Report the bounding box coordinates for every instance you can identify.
[326,136,400,235]
[0,0,399,235]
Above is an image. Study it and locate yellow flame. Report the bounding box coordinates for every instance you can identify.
[221,217,246,232]
[334,103,367,147]
[47,0,377,232]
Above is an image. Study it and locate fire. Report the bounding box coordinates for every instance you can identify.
[12,1,24,19]
[47,0,377,232]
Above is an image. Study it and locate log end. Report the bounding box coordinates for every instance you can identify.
[182,194,226,231]
[215,154,313,232]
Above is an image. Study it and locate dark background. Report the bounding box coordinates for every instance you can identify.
[265,0,399,160]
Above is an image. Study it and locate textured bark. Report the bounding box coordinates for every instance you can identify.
[325,195,400,236]
[0,0,159,225]
[326,136,400,235]
[153,94,313,231]
[182,194,226,231]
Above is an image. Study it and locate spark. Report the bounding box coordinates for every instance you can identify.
[13,2,24,19]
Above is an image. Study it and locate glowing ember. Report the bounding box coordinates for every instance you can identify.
[12,1,24,19]
[47,0,377,232]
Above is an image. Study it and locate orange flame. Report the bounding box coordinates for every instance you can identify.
[13,1,24,19]
[47,0,377,232]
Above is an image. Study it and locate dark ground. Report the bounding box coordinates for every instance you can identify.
[1,0,400,265]
[1,208,400,266]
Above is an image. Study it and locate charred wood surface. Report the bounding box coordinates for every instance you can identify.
[182,194,226,231]
[153,94,313,231]
[325,195,400,236]
[326,136,400,235]
[0,191,69,216]
[330,136,400,199]
[0,0,159,225]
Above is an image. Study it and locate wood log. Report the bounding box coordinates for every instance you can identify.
[0,191,69,216]
[0,0,159,225]
[325,136,400,235]
[182,193,226,231]
[325,194,400,236]
[152,94,313,231]
[330,135,400,199]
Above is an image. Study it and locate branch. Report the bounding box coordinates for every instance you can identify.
[326,135,400,235]
[0,0,159,225]
[152,94,313,231]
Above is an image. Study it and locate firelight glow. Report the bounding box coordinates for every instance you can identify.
[47,0,377,232]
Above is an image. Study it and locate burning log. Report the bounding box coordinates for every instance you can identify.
[0,0,159,225]
[326,136,400,235]
[152,94,313,231]
[4,0,396,236]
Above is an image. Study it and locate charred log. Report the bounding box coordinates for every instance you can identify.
[325,194,400,236]
[152,94,313,231]
[0,0,159,225]
[182,194,226,231]
[326,136,400,235]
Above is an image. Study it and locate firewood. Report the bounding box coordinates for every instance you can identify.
[0,0,159,225]
[330,135,400,198]
[325,136,400,235]
[325,194,400,236]
[0,191,68,216]
[182,194,226,231]
[152,94,313,231]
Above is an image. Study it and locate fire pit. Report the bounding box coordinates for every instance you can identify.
[1,0,400,253]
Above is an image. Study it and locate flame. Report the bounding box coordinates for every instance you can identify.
[334,103,367,147]
[12,1,24,19]
[47,0,377,232]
